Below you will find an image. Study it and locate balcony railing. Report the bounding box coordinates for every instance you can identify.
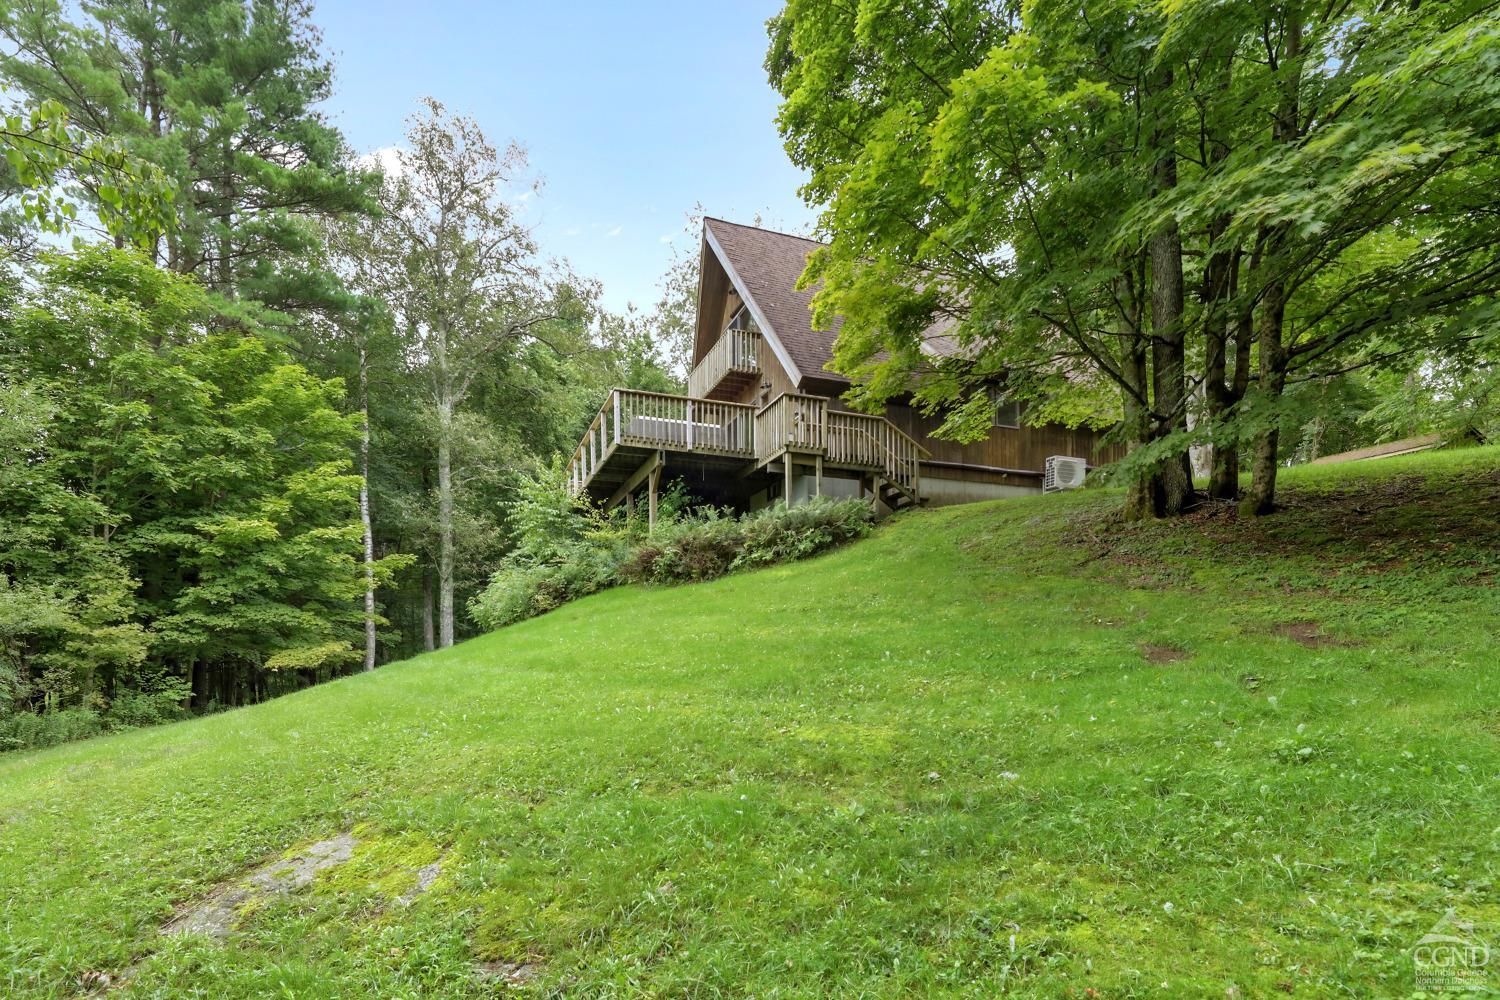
[568,388,927,505]
[567,389,756,494]
[686,328,760,399]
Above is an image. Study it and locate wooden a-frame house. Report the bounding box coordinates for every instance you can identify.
[568,218,1121,524]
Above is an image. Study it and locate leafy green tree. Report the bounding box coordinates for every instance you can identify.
[0,376,147,715]
[766,1,1194,516]
[596,307,684,395]
[0,96,173,249]
[766,0,1500,516]
[0,248,402,708]
[340,99,592,648]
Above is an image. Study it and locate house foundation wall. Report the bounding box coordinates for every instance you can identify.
[920,473,1040,507]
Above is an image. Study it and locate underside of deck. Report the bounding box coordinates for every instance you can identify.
[583,443,767,510]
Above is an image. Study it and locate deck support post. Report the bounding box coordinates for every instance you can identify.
[605,449,664,514]
[814,455,823,498]
[784,455,794,508]
[648,464,661,531]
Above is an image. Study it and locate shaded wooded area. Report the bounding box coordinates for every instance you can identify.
[0,0,688,740]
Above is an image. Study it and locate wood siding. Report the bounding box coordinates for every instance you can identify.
[882,402,1123,473]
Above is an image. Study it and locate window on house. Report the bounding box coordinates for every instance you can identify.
[727,304,759,334]
[990,388,1022,429]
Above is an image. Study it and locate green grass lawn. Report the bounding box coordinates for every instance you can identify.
[2,447,1497,998]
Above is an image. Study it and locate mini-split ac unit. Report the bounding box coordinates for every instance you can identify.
[1043,455,1088,493]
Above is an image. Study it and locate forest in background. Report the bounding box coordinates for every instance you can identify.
[0,0,695,744]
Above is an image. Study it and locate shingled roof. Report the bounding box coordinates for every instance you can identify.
[703,217,846,384]
[701,217,963,387]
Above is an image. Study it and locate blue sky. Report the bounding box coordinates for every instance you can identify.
[316,0,818,313]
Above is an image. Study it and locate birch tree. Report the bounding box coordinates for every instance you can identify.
[350,99,585,648]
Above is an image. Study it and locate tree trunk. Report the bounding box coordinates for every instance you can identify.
[216,134,234,296]
[431,315,457,650]
[1202,225,1237,500]
[421,566,436,653]
[1242,6,1304,516]
[359,351,377,671]
[1116,271,1154,522]
[190,659,208,711]
[1243,279,1288,515]
[1147,71,1195,517]
[1212,246,1257,497]
[435,391,455,649]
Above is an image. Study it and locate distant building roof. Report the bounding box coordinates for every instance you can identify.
[1309,433,1446,465]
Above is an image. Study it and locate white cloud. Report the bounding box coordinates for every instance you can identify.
[357,145,406,179]
[658,233,675,244]
[606,225,623,238]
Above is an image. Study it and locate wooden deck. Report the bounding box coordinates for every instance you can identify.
[567,389,927,517]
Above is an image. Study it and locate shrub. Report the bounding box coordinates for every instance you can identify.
[471,469,876,632]
[620,497,874,585]
[0,675,191,753]
[470,542,627,630]
[469,464,634,631]
[0,707,104,752]
[734,496,874,569]
[104,679,190,729]
[622,510,742,584]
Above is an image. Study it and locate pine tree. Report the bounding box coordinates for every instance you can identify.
[0,0,376,318]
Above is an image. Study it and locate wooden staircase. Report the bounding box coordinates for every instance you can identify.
[875,474,921,512]
[753,392,927,510]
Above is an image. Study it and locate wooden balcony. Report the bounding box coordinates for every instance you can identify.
[686,328,760,400]
[567,389,755,500]
[568,389,929,520]
[753,393,925,501]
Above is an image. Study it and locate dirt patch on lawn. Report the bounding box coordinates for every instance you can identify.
[1271,621,1353,649]
[476,959,543,985]
[1140,642,1191,664]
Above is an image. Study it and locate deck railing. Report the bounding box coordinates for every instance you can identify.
[567,389,756,493]
[754,394,925,501]
[826,410,924,497]
[686,328,760,399]
[570,388,925,503]
[753,392,826,464]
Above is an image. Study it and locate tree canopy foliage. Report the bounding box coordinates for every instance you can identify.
[0,249,408,715]
[0,1,679,743]
[766,0,1500,515]
[0,0,377,318]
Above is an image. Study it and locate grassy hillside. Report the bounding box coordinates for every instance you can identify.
[2,448,1497,998]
